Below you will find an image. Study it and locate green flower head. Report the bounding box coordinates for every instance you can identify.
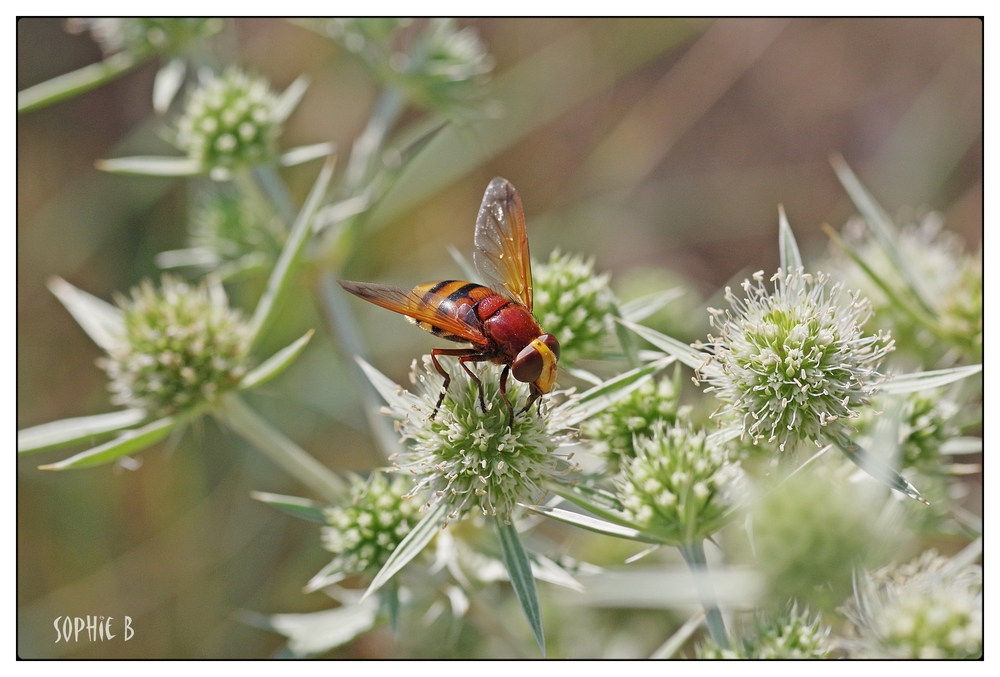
[704,268,893,452]
[386,356,575,523]
[583,375,689,473]
[616,423,745,544]
[176,68,282,174]
[697,603,832,659]
[845,549,982,659]
[533,249,615,363]
[98,276,251,416]
[321,472,421,577]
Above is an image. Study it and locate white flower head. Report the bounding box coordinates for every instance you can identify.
[703,268,893,452]
[698,602,832,659]
[386,355,575,524]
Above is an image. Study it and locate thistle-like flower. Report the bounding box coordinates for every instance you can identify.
[533,250,615,363]
[697,603,832,659]
[175,68,282,176]
[98,276,251,416]
[383,356,575,523]
[406,19,494,110]
[583,376,689,473]
[616,423,745,545]
[67,18,222,58]
[845,549,982,658]
[320,472,421,577]
[703,268,893,452]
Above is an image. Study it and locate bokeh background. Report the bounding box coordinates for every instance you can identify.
[17,18,982,658]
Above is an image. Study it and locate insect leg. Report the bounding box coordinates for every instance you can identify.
[517,384,542,419]
[457,354,491,415]
[498,364,513,428]
[429,348,482,420]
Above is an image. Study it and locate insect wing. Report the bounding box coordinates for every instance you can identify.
[473,177,533,311]
[338,280,488,346]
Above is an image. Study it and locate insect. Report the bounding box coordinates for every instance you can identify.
[339,177,560,428]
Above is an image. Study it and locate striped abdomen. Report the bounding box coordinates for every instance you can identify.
[410,280,497,341]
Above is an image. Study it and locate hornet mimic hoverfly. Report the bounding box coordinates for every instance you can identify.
[339,177,560,428]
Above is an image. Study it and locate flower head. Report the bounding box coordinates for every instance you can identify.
[321,472,421,577]
[583,376,689,473]
[697,603,832,659]
[386,356,574,523]
[845,549,982,658]
[67,18,222,58]
[533,250,615,363]
[176,68,282,175]
[703,268,893,452]
[616,423,745,544]
[183,190,284,273]
[98,276,251,416]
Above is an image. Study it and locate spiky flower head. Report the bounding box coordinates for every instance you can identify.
[321,472,421,577]
[939,252,982,360]
[98,276,250,416]
[326,18,412,56]
[533,250,615,363]
[386,356,574,524]
[175,68,281,175]
[185,190,284,272]
[697,603,832,659]
[616,423,745,544]
[583,376,689,473]
[703,268,894,452]
[67,18,222,58]
[845,549,982,658]
[858,388,960,475]
[404,19,494,110]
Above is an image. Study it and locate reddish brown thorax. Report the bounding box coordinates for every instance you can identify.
[479,299,543,361]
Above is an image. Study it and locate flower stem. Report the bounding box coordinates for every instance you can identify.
[214,392,346,503]
[678,539,729,649]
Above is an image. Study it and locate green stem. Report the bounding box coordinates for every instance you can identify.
[344,88,406,191]
[214,393,346,503]
[18,52,142,113]
[678,540,729,649]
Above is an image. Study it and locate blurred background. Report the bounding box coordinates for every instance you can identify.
[18,18,982,657]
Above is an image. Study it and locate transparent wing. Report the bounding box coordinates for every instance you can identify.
[338,280,488,346]
[473,177,532,311]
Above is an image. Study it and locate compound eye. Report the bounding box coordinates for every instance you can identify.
[540,334,561,361]
[512,345,543,383]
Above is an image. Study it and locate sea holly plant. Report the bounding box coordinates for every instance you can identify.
[17,160,347,503]
[96,66,331,180]
[18,18,224,114]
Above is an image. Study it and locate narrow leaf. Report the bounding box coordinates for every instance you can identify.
[249,157,335,345]
[529,552,585,592]
[562,365,603,387]
[940,437,983,455]
[383,581,401,635]
[555,356,674,427]
[278,142,336,168]
[830,154,937,312]
[617,318,712,373]
[619,287,684,323]
[706,426,741,446]
[304,561,347,593]
[272,75,310,124]
[155,247,220,269]
[362,503,448,602]
[495,517,545,656]
[355,356,421,412]
[878,364,982,395]
[523,503,657,544]
[152,58,186,114]
[95,156,203,176]
[777,204,803,271]
[38,416,177,470]
[250,491,327,524]
[18,52,139,113]
[650,609,705,659]
[240,330,315,391]
[18,409,146,454]
[47,276,124,351]
[610,304,641,369]
[446,244,481,283]
[828,430,928,504]
[269,603,377,657]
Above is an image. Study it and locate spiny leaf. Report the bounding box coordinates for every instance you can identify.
[38,416,177,470]
[778,204,803,271]
[47,276,124,352]
[95,156,203,176]
[619,287,684,323]
[878,364,982,395]
[240,330,315,391]
[18,409,147,454]
[827,430,928,504]
[250,491,327,524]
[495,517,545,656]
[361,502,448,602]
[18,52,139,113]
[523,503,657,544]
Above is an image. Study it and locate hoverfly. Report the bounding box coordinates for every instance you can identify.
[339,177,560,428]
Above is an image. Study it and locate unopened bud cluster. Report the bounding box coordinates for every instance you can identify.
[176,68,280,172]
[704,269,893,452]
[533,250,614,363]
[617,423,744,544]
[583,376,688,473]
[321,472,421,576]
[697,603,832,659]
[189,191,283,269]
[98,276,250,415]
